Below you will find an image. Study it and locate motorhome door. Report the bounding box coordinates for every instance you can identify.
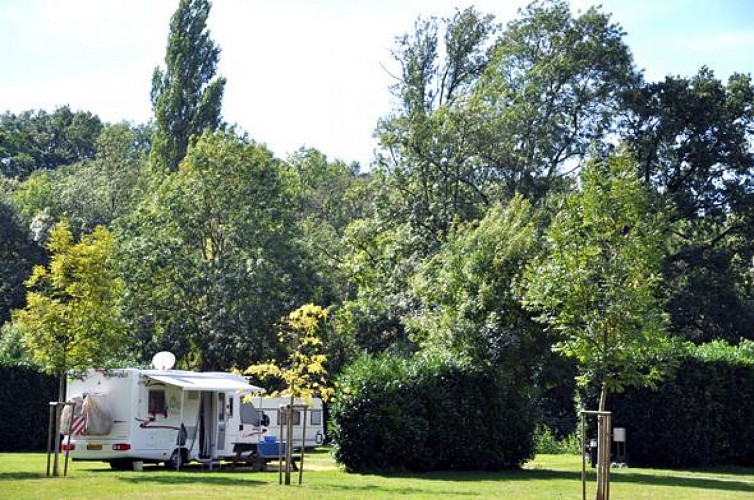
[216,392,226,451]
[199,392,215,459]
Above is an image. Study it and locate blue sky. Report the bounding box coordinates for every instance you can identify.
[1,0,752,168]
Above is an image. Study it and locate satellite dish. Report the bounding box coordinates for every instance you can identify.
[151,351,176,371]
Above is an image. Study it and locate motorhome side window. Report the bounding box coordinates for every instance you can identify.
[279,409,301,426]
[148,389,166,415]
[310,410,322,426]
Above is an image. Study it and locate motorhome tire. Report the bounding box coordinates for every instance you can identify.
[109,458,134,471]
[167,449,183,470]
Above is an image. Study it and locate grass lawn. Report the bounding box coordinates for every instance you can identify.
[1,449,753,499]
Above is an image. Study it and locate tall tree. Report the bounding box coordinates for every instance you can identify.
[470,0,636,201]
[346,1,637,357]
[624,68,754,342]
[9,122,149,237]
[0,107,102,179]
[376,6,498,249]
[522,152,671,413]
[376,1,637,249]
[150,0,225,171]
[117,132,312,370]
[0,200,44,327]
[407,196,541,375]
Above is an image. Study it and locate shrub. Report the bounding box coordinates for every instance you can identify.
[329,353,536,472]
[0,365,57,451]
[610,340,754,467]
[533,424,580,455]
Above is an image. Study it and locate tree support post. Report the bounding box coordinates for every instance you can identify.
[580,410,612,500]
[46,401,75,477]
[298,405,307,485]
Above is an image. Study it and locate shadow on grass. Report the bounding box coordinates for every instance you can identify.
[611,471,754,493]
[60,462,267,486]
[0,472,48,480]
[116,475,268,487]
[309,482,484,497]
[361,467,754,494]
[362,468,579,483]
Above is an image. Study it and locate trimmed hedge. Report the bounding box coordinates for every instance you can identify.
[611,343,754,468]
[330,353,536,472]
[0,365,57,451]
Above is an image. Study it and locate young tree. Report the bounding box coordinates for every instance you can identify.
[245,304,331,484]
[151,0,225,171]
[522,152,671,413]
[12,221,126,401]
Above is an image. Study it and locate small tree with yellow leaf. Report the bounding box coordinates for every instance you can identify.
[13,220,126,475]
[245,304,331,484]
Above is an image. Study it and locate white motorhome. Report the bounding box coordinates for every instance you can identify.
[62,364,272,470]
[255,396,325,450]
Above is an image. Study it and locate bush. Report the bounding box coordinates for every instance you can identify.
[533,424,580,455]
[0,365,57,451]
[329,353,536,472]
[610,340,754,468]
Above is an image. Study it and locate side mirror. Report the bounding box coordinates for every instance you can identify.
[261,413,270,427]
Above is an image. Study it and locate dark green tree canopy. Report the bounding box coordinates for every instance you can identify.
[117,132,314,370]
[376,1,637,256]
[151,0,226,171]
[624,68,754,342]
[0,107,103,179]
[0,200,44,326]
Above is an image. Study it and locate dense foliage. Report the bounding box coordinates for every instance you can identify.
[116,132,311,369]
[330,353,536,472]
[0,201,44,326]
[0,365,56,451]
[522,153,671,410]
[0,107,102,179]
[0,0,753,469]
[610,341,754,467]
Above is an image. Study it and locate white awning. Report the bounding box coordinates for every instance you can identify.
[144,370,265,393]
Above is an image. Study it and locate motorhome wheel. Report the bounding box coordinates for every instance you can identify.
[167,449,183,471]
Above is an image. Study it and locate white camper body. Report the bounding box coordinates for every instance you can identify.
[63,368,269,469]
[256,396,325,449]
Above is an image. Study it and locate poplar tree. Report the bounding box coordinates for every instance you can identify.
[150,0,225,171]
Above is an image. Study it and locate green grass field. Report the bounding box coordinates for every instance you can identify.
[1,449,753,499]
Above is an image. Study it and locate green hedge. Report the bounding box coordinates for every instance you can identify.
[329,353,536,472]
[0,366,57,451]
[610,341,754,468]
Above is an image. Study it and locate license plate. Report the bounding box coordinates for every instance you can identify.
[87,444,103,450]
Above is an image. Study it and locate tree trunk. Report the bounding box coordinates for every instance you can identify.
[598,383,607,412]
[52,372,66,476]
[58,372,66,403]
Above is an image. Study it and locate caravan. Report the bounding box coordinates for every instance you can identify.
[61,356,272,469]
[255,396,325,450]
